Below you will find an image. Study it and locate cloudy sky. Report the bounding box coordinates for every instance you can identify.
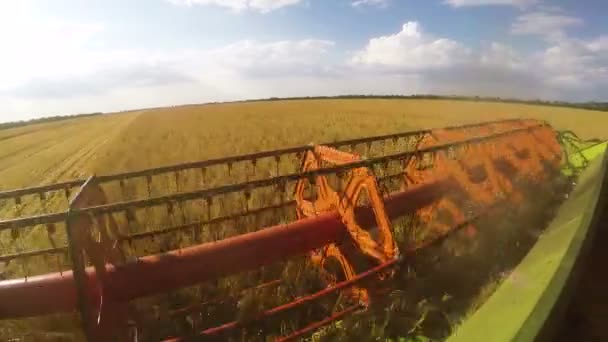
[0,0,607,122]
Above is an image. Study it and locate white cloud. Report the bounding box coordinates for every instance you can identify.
[507,9,606,93]
[351,0,390,8]
[511,11,584,41]
[168,0,302,13]
[351,22,472,71]
[480,42,525,69]
[1,37,336,100]
[349,21,608,101]
[443,0,537,8]
[507,9,607,96]
[2,9,608,123]
[5,64,194,99]
[586,36,608,53]
[348,23,547,99]
[208,39,336,77]
[0,17,106,90]
[0,0,335,103]
[538,39,608,91]
[0,33,340,121]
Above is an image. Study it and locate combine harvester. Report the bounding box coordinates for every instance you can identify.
[0,119,606,341]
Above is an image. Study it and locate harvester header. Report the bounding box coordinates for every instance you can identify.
[0,118,597,341]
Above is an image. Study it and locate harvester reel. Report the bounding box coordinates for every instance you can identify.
[0,118,585,342]
[399,122,563,244]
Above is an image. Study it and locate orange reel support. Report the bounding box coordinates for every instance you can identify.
[295,145,398,305]
[401,120,563,241]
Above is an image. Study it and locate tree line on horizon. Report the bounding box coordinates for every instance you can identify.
[243,94,608,111]
[0,112,103,131]
[2,95,606,131]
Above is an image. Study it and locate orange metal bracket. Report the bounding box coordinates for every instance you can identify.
[401,121,562,242]
[295,145,398,305]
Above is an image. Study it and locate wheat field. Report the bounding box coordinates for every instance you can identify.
[1,99,605,189]
[90,99,607,176]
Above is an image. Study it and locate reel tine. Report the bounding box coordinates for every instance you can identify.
[64,186,71,202]
[180,200,188,226]
[281,179,290,223]
[175,171,181,193]
[56,252,63,275]
[205,196,213,223]
[195,221,203,244]
[10,227,20,241]
[190,220,197,244]
[120,178,128,200]
[0,230,7,256]
[275,155,282,177]
[251,158,257,180]
[46,223,57,257]
[243,188,251,214]
[200,167,207,188]
[146,174,153,198]
[142,234,151,255]
[201,167,207,188]
[392,136,399,151]
[167,201,174,218]
[217,195,225,219]
[125,208,138,235]
[21,254,29,280]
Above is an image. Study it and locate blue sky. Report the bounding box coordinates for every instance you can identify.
[0,0,606,122]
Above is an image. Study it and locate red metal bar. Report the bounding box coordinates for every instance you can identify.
[0,179,453,319]
[276,304,362,342]
[0,268,99,317]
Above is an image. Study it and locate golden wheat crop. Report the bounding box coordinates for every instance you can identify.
[0,113,140,190]
[91,99,608,176]
[0,99,604,188]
